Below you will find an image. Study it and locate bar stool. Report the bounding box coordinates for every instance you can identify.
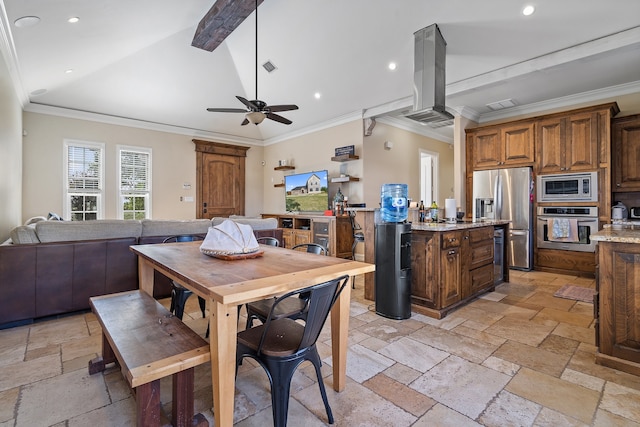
[349,212,365,288]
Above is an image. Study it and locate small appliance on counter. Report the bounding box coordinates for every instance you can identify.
[612,202,628,220]
[630,206,640,219]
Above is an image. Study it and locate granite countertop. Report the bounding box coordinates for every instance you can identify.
[411,220,510,232]
[591,223,640,244]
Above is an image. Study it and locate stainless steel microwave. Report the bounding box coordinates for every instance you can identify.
[537,172,598,202]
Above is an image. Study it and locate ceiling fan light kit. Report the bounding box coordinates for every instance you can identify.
[205,0,298,126]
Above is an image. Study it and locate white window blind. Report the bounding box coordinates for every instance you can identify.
[64,140,104,221]
[118,146,152,220]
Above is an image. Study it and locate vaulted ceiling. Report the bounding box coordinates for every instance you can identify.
[2,0,639,145]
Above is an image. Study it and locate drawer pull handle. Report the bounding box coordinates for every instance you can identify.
[449,238,457,242]
[448,250,456,255]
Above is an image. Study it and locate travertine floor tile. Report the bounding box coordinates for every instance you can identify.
[479,390,541,427]
[0,353,60,392]
[0,327,28,365]
[324,343,394,383]
[484,316,555,346]
[538,333,580,356]
[506,367,600,423]
[534,306,593,327]
[26,316,90,350]
[599,382,640,422]
[592,409,640,427]
[524,291,578,311]
[410,355,510,419]
[383,363,422,385]
[552,322,595,345]
[534,407,588,426]
[414,403,481,426]
[363,373,435,417]
[410,323,501,364]
[67,396,137,427]
[494,340,571,377]
[378,337,449,372]
[0,388,19,424]
[560,368,605,392]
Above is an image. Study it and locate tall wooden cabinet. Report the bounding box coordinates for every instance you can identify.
[595,240,640,376]
[612,114,640,192]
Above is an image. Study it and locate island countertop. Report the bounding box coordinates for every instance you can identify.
[410,220,510,232]
[591,224,640,244]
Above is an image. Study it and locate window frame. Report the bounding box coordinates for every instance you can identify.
[63,139,105,221]
[117,145,152,220]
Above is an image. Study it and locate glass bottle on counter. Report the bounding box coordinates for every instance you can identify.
[418,200,425,222]
[430,201,438,222]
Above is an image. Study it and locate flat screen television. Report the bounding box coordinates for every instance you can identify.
[284,170,329,212]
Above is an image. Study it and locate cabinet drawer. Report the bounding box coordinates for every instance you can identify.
[469,227,493,244]
[441,231,461,248]
[469,242,494,269]
[470,263,494,294]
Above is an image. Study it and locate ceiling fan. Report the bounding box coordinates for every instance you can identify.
[205,0,298,125]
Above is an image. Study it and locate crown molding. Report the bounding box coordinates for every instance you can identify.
[0,2,28,107]
[262,110,364,146]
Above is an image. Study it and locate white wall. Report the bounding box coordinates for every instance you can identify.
[362,121,455,207]
[22,112,264,220]
[0,51,23,241]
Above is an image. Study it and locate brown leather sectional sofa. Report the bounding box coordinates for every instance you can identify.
[1,218,282,328]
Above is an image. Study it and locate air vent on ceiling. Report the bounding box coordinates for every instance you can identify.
[486,98,517,111]
[262,60,277,73]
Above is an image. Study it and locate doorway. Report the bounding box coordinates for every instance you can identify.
[420,149,438,205]
[193,140,249,219]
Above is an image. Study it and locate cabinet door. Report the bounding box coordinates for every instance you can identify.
[282,229,294,248]
[536,118,564,173]
[294,230,312,246]
[441,247,462,307]
[501,123,535,166]
[565,112,598,171]
[410,233,438,309]
[472,129,502,169]
[612,114,640,192]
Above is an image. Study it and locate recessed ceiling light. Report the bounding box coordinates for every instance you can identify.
[314,92,321,99]
[14,16,40,28]
[388,62,397,71]
[68,17,80,23]
[65,69,74,74]
[522,5,535,16]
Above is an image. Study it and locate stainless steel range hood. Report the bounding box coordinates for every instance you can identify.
[403,24,454,124]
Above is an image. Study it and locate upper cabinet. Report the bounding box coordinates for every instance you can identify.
[612,114,640,192]
[468,122,535,170]
[536,112,598,174]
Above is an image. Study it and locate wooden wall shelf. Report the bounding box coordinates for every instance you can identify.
[274,165,295,171]
[274,183,285,188]
[331,154,359,162]
[331,176,360,183]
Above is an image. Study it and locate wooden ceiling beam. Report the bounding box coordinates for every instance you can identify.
[191,0,265,52]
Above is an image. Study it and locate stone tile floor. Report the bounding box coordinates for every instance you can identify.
[1,270,640,426]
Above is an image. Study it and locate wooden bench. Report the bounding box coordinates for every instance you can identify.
[88,290,211,427]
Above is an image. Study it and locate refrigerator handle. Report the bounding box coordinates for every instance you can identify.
[494,174,502,219]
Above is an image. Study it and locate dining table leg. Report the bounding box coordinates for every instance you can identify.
[330,277,352,392]
[137,257,155,296]
[209,299,238,427]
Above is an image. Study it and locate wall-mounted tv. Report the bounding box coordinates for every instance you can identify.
[284,170,329,212]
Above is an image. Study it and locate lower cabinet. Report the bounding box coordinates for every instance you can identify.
[411,225,496,319]
[595,240,640,376]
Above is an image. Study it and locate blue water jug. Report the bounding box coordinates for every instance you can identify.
[380,184,408,222]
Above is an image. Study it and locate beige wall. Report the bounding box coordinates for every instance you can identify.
[0,51,23,241]
[262,120,364,214]
[22,112,264,221]
[362,121,455,207]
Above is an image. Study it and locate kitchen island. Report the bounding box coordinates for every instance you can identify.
[591,224,640,376]
[410,220,510,319]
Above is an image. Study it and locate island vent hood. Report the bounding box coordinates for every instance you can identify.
[403,24,454,125]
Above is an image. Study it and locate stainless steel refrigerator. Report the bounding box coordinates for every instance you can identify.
[472,167,533,270]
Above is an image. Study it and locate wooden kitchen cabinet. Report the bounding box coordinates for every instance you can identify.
[612,114,640,192]
[411,224,499,319]
[468,122,535,170]
[595,240,640,376]
[536,112,598,173]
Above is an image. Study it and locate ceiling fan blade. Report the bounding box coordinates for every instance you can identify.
[267,104,299,113]
[206,107,247,113]
[266,112,292,125]
[241,117,250,126]
[236,96,259,111]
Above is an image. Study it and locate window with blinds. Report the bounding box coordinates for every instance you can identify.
[64,140,104,220]
[118,146,152,219]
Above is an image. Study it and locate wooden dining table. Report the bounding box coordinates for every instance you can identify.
[130,242,375,427]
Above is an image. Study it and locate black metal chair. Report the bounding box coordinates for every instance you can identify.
[349,212,365,288]
[244,242,327,330]
[291,242,327,255]
[236,275,349,427]
[162,235,206,320]
[257,236,280,246]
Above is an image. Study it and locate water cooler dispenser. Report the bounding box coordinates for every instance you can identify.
[375,184,412,320]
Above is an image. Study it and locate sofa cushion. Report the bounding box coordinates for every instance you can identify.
[9,225,40,244]
[140,219,212,237]
[211,217,278,230]
[35,220,143,242]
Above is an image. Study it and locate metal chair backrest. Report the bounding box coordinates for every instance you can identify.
[162,235,204,243]
[256,236,279,246]
[257,275,349,354]
[291,242,327,255]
